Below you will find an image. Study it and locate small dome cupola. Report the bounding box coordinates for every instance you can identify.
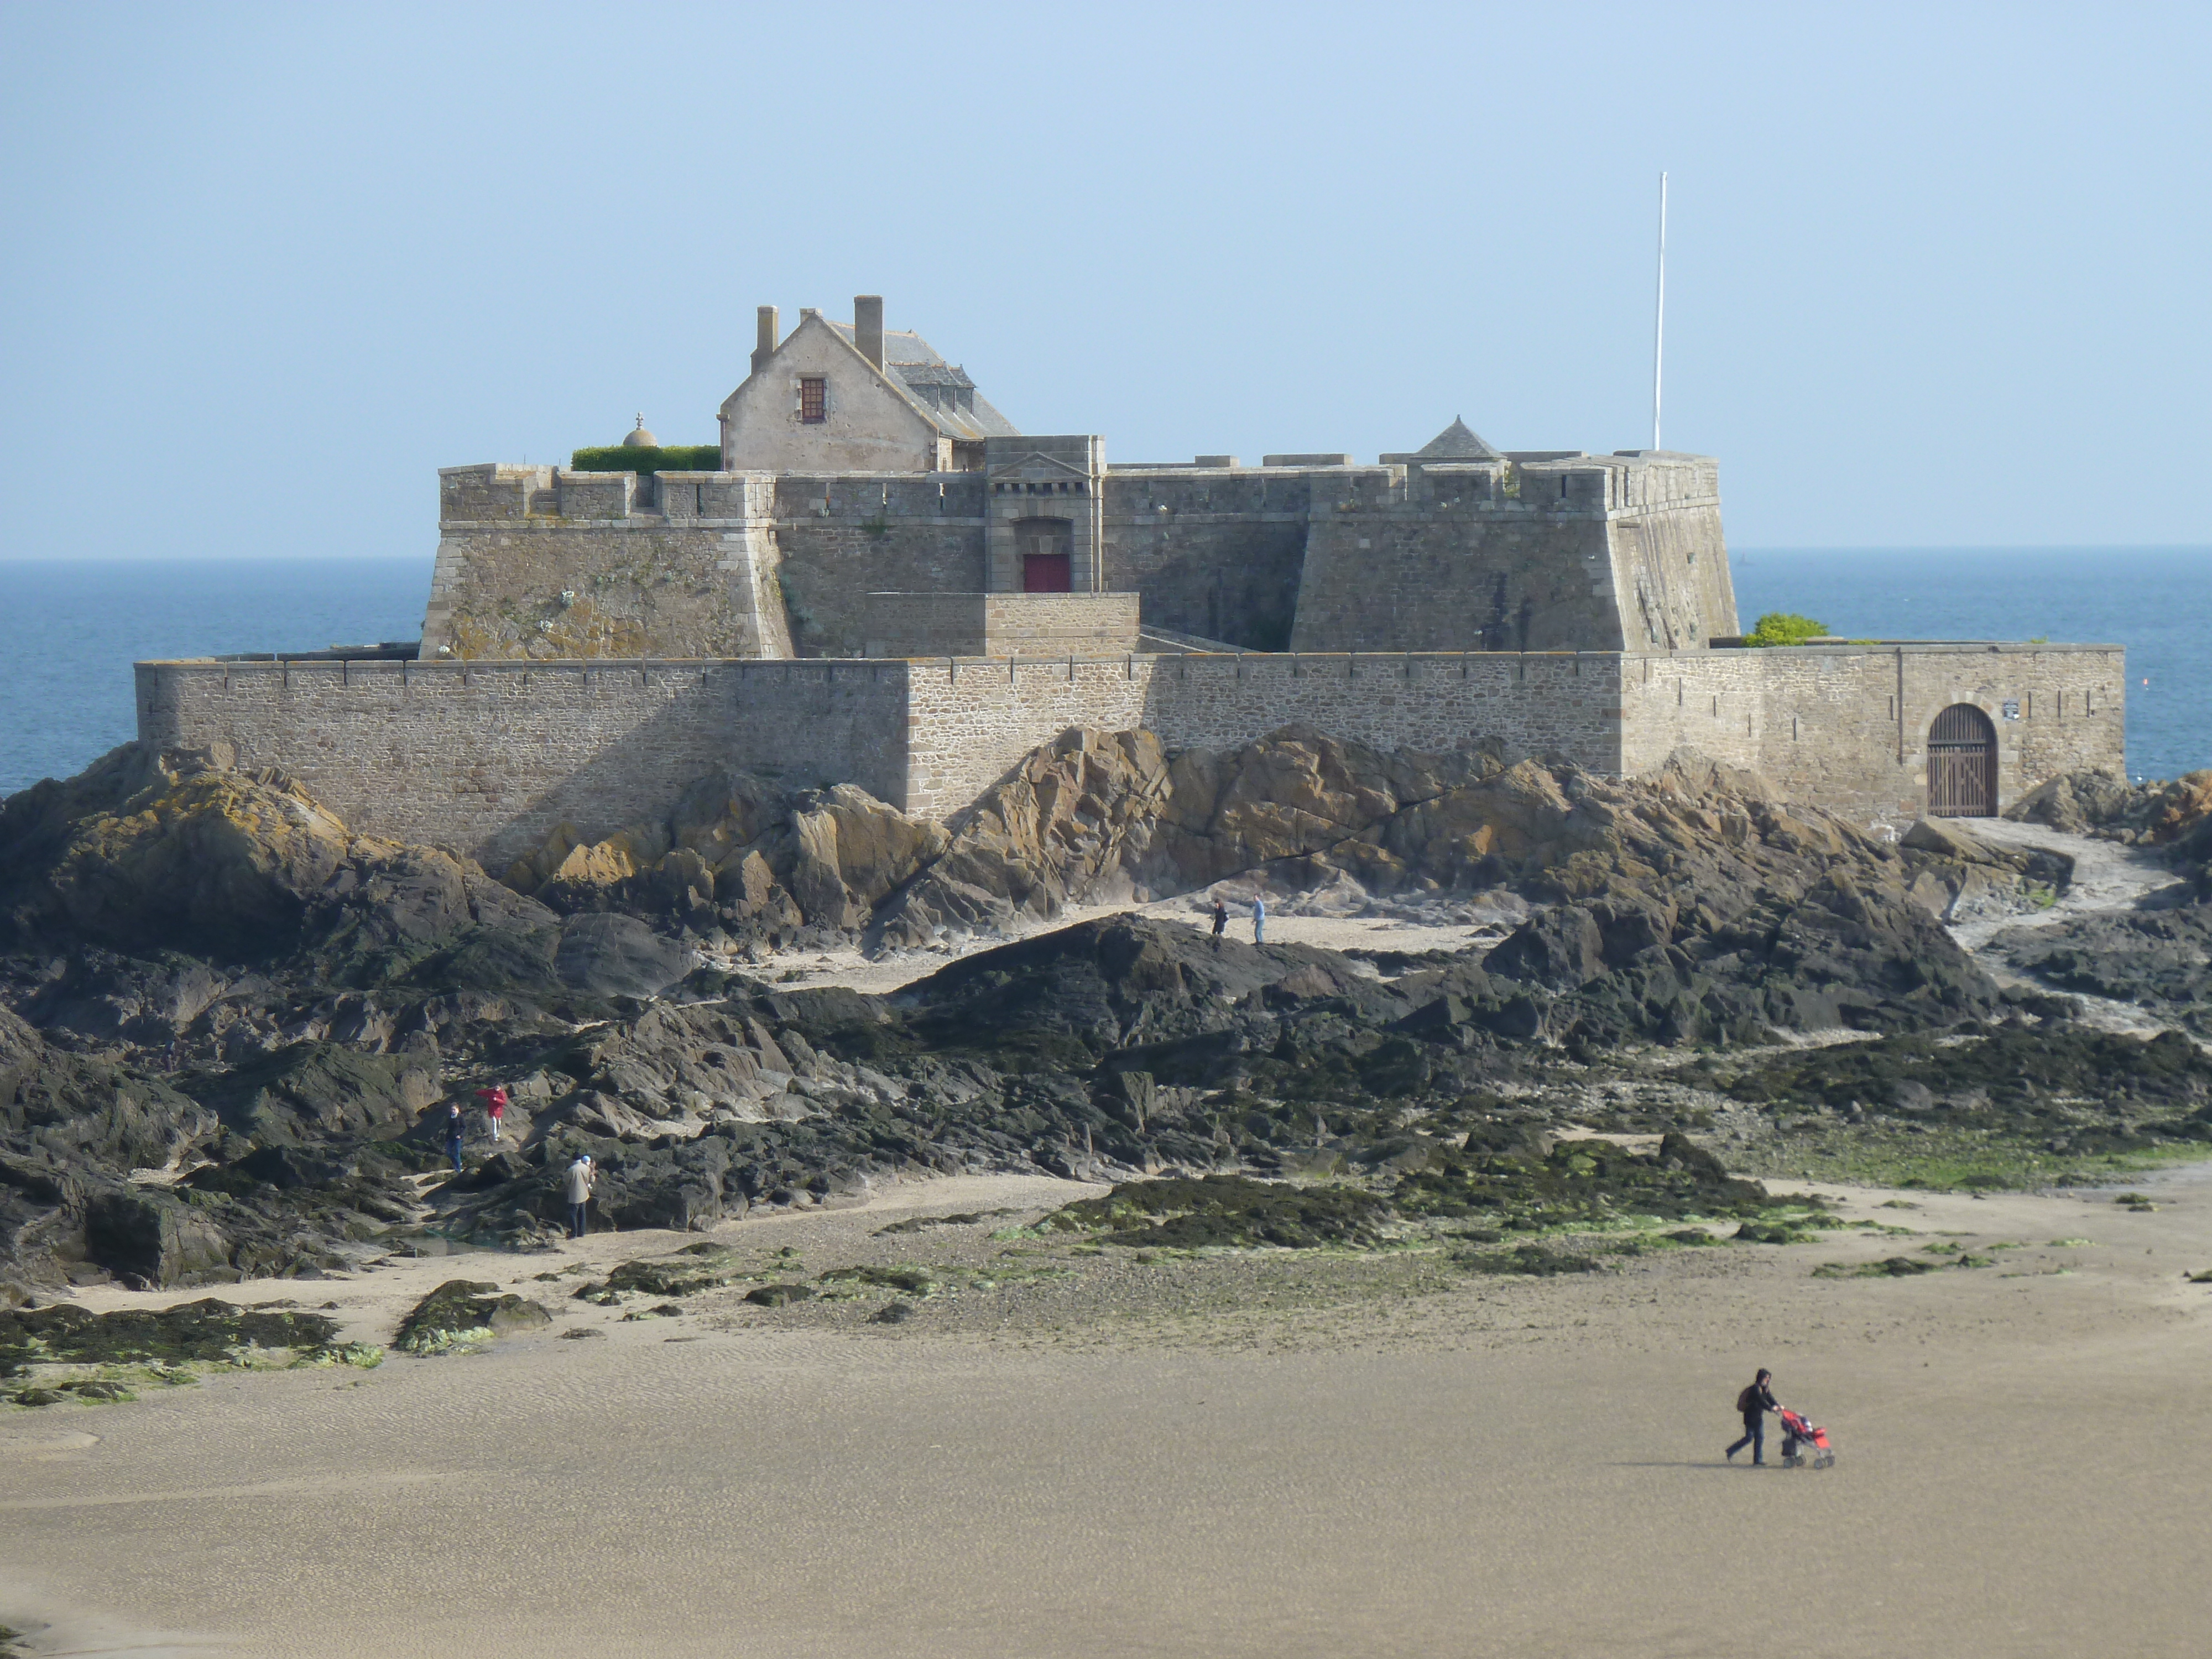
[621,413,658,448]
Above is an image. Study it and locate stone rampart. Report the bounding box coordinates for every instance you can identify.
[138,640,2128,866]
[1617,643,2126,823]
[863,593,1140,659]
[1287,453,1733,655]
[903,652,1626,819]
[135,657,908,870]
[421,453,1738,667]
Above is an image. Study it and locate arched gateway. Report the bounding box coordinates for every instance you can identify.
[1927,703,1997,817]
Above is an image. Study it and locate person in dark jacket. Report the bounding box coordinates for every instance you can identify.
[441,1103,466,1175]
[1211,899,1228,948]
[1726,1368,1780,1464]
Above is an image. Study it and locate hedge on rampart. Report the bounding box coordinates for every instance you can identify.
[1743,612,1830,648]
[569,445,721,474]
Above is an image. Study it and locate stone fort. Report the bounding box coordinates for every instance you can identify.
[137,295,2125,869]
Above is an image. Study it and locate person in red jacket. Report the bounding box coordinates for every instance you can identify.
[476,1084,509,1144]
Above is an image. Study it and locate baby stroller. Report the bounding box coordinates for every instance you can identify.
[1777,1407,1835,1469]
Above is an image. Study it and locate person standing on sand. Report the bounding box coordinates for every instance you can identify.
[565,1153,596,1240]
[476,1083,508,1143]
[1726,1368,1781,1465]
[1251,894,1266,945]
[441,1103,466,1175]
[1211,899,1228,948]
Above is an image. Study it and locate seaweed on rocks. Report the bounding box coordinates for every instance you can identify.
[1454,1242,1610,1276]
[393,1280,551,1355]
[744,1282,815,1307]
[590,1243,750,1298]
[2,1296,375,1398]
[1703,1024,2212,1144]
[1042,1175,1393,1250]
[1392,1132,1787,1230]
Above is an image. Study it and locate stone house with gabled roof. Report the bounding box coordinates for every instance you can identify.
[719,295,1019,474]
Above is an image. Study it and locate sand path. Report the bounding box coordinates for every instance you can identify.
[7,1168,2212,1658]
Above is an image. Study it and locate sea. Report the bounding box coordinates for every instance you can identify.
[0,547,2205,798]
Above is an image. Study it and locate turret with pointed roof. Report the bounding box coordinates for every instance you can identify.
[1380,417,1503,465]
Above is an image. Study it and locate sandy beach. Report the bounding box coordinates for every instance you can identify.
[6,1162,2211,1659]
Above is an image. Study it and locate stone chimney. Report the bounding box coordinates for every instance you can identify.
[751,305,779,377]
[854,294,884,369]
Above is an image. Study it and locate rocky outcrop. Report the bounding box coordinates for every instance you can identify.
[2006,768,2212,846]
[393,1280,552,1354]
[0,726,2168,1300]
[0,743,554,977]
[505,770,942,945]
[873,730,1170,944]
[1894,818,2073,924]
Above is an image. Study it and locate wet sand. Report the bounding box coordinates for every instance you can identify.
[7,1168,2212,1658]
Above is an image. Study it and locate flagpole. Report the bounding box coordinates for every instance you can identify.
[1652,170,1667,452]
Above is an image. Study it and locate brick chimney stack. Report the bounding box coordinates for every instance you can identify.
[751,306,779,376]
[854,295,884,369]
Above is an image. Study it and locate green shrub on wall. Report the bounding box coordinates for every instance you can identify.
[569,445,722,474]
[1744,612,1830,648]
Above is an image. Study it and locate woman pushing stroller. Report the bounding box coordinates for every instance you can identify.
[1726,1368,1782,1465]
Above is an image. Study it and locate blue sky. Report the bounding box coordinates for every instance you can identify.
[1,1,2205,556]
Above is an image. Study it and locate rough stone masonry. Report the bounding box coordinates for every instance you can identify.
[135,295,2124,865]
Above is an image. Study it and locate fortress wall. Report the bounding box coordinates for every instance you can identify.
[421,523,756,661]
[1619,645,2127,824]
[1614,650,1771,779]
[863,593,1139,659]
[135,659,908,870]
[770,474,987,656]
[1607,502,1735,650]
[1291,505,1620,654]
[902,659,1152,819]
[1099,471,1311,648]
[899,652,1628,820]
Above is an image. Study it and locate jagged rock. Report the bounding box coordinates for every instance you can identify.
[554,914,693,997]
[1893,819,2072,923]
[875,730,1171,945]
[81,1189,232,1288]
[193,1041,437,1147]
[0,744,550,972]
[1989,904,2212,1034]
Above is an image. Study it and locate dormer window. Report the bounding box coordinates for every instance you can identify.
[800,376,826,424]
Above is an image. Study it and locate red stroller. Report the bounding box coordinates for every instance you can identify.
[1777,1407,1835,1469]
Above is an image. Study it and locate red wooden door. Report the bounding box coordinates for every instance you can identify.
[1022,552,1072,592]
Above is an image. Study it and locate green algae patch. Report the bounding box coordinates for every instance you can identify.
[875,1208,1022,1236]
[818,1264,940,1297]
[1396,1132,1790,1232]
[1814,1255,1939,1279]
[593,1243,752,1299]
[1454,1242,1610,1277]
[1701,1026,2212,1192]
[1042,1175,1392,1250]
[393,1280,551,1355]
[2,1298,353,1375]
[2,1297,378,1406]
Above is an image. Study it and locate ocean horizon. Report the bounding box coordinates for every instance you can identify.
[2,545,2206,800]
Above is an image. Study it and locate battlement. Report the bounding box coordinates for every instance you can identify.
[438,463,786,526]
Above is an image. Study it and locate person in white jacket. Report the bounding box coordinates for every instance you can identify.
[565,1154,596,1240]
[1251,894,1267,945]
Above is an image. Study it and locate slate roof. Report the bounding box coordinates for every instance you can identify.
[1412,418,1502,461]
[827,321,1020,441]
